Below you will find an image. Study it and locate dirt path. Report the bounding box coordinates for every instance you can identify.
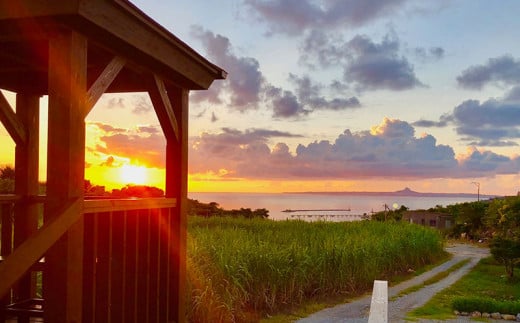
[296,243,493,323]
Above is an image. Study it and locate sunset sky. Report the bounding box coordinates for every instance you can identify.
[1,0,520,195]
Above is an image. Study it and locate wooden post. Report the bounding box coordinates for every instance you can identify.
[44,29,87,323]
[165,86,189,323]
[13,93,40,305]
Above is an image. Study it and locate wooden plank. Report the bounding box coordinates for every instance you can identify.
[0,203,13,323]
[85,56,126,116]
[0,198,82,298]
[84,198,176,213]
[110,211,125,323]
[0,90,26,145]
[148,75,180,141]
[0,203,13,257]
[136,209,151,322]
[81,211,96,323]
[158,207,171,322]
[94,212,110,322]
[165,86,189,323]
[148,208,160,322]
[123,210,138,322]
[44,29,87,323]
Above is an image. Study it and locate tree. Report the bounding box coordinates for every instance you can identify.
[0,165,15,193]
[486,196,520,279]
[0,165,15,180]
[371,204,408,221]
[490,236,520,279]
[442,201,489,239]
[111,184,164,198]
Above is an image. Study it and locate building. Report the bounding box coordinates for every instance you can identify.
[402,211,453,230]
[0,1,226,322]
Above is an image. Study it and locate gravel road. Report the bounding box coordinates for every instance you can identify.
[296,243,504,323]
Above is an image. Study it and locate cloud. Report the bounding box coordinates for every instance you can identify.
[90,122,126,133]
[90,123,166,168]
[452,99,520,145]
[458,147,520,175]
[137,125,161,134]
[190,26,264,111]
[265,85,307,118]
[300,31,424,91]
[457,55,520,90]
[413,96,520,147]
[289,74,361,110]
[211,112,218,122]
[414,46,445,62]
[244,0,409,35]
[190,26,361,119]
[412,114,452,128]
[100,156,120,167]
[504,85,520,101]
[102,95,154,115]
[343,34,425,91]
[190,118,520,181]
[107,97,125,109]
[191,82,224,105]
[132,94,153,114]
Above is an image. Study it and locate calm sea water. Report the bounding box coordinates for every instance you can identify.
[188,192,480,221]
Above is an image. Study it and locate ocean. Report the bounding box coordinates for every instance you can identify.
[188,192,480,221]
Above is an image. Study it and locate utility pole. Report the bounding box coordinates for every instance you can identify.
[471,182,480,201]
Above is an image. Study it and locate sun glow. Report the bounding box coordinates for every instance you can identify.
[119,164,148,185]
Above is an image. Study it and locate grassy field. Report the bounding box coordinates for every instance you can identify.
[186,217,445,322]
[407,257,520,320]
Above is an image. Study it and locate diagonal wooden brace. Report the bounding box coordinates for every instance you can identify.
[85,56,126,117]
[0,198,82,299]
[0,91,26,145]
[148,75,180,141]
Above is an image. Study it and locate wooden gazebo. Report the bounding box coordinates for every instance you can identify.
[0,1,226,322]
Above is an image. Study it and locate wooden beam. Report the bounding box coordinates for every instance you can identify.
[164,86,189,323]
[85,56,126,116]
[0,198,82,299]
[0,91,26,145]
[148,75,180,141]
[45,29,87,323]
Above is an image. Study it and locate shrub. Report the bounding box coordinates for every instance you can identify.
[453,296,520,315]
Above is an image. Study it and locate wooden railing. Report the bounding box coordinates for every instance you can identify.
[0,195,177,322]
[82,198,177,322]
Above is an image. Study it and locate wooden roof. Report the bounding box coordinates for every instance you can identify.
[0,0,227,95]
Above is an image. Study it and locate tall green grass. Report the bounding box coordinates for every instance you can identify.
[186,218,444,322]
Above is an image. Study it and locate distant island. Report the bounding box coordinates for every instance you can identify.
[285,187,499,199]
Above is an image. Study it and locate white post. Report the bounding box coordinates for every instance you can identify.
[368,280,388,323]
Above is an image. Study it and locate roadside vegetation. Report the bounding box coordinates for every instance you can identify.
[428,196,520,280]
[186,217,445,322]
[407,257,520,320]
[407,196,520,319]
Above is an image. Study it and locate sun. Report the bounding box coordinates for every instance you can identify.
[119,164,148,185]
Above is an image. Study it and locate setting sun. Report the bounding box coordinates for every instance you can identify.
[119,164,148,185]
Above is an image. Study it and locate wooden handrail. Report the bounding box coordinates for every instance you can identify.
[0,194,45,203]
[0,194,20,203]
[0,198,82,298]
[84,197,176,213]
